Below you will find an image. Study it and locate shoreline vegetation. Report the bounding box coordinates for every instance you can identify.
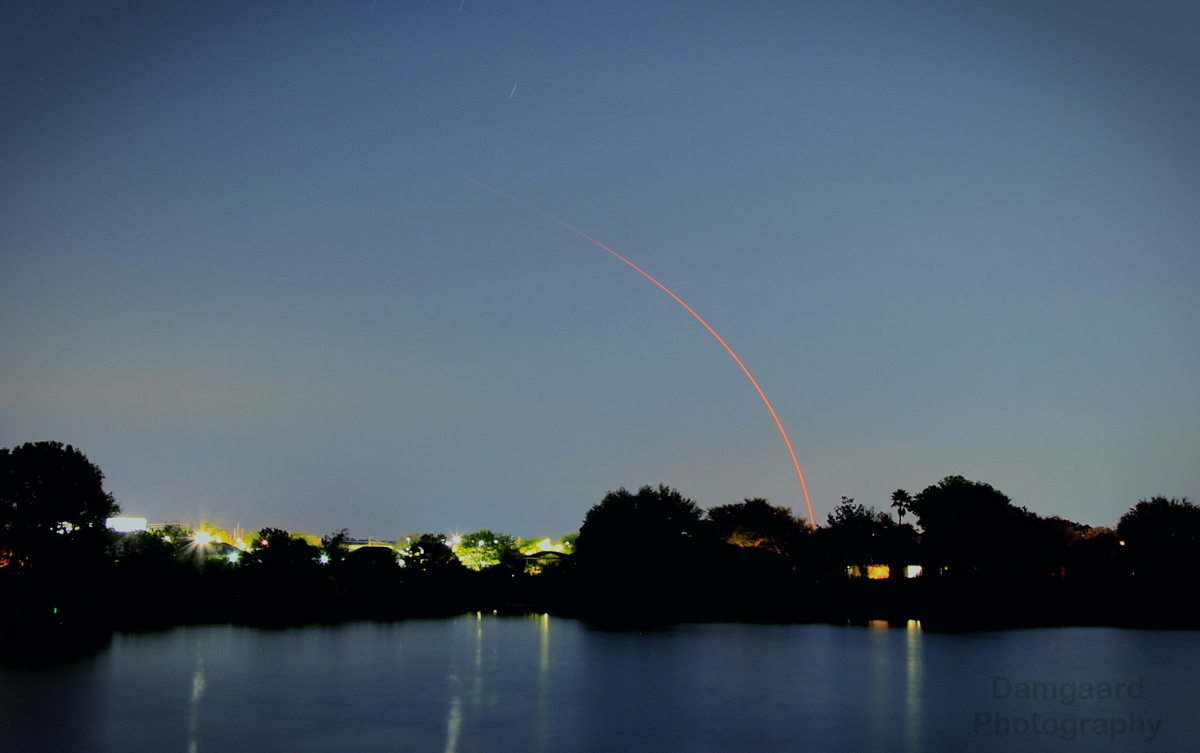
[2,568,1197,662]
[3,442,1198,659]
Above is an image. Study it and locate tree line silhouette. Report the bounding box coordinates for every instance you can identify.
[2,441,1197,654]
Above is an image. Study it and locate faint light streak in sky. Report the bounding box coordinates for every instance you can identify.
[468,178,816,526]
[508,84,517,98]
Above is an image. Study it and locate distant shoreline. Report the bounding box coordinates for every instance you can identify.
[3,574,1195,663]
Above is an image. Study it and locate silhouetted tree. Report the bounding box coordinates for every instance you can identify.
[826,497,893,530]
[820,497,912,571]
[1025,515,1086,577]
[573,485,709,619]
[391,533,472,615]
[909,476,1034,576]
[248,527,320,570]
[399,533,465,575]
[706,497,807,555]
[102,525,211,628]
[700,498,808,618]
[320,528,350,568]
[1066,526,1124,583]
[576,484,707,564]
[0,441,119,572]
[111,525,190,568]
[890,489,912,524]
[1116,496,1200,579]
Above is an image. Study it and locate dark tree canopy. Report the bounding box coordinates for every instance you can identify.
[1,441,119,570]
[820,496,911,567]
[112,525,190,569]
[399,533,465,575]
[576,484,706,562]
[707,497,807,555]
[571,485,710,619]
[1116,496,1200,576]
[826,497,894,531]
[890,489,912,523]
[249,527,319,570]
[320,528,351,567]
[909,475,1035,574]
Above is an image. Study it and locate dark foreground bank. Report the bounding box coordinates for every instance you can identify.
[3,558,1196,662]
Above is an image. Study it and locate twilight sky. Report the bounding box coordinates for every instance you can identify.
[3,0,1197,540]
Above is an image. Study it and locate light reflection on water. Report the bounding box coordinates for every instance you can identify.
[905,620,922,753]
[187,653,205,753]
[1,617,1197,753]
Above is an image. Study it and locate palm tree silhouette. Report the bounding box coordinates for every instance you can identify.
[890,489,912,524]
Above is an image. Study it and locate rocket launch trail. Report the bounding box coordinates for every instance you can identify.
[469,177,815,526]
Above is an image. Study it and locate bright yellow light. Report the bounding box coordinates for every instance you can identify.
[536,538,553,552]
[866,565,890,580]
[192,530,213,547]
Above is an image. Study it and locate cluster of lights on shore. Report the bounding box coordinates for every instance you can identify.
[107,517,572,569]
[186,529,248,564]
[446,534,568,555]
[400,533,570,569]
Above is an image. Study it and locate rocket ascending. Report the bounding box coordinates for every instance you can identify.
[469,177,815,527]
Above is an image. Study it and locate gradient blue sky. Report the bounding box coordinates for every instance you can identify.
[3,0,1197,540]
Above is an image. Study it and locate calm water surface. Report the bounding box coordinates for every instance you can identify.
[2,617,1196,752]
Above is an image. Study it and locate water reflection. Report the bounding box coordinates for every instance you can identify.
[867,620,891,746]
[905,620,922,753]
[442,619,470,753]
[536,614,551,752]
[438,612,557,753]
[3,619,1198,752]
[443,696,462,753]
[471,612,484,706]
[187,653,205,753]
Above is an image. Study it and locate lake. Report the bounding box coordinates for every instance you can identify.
[2,616,1195,752]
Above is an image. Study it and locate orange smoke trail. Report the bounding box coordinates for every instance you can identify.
[469,178,815,527]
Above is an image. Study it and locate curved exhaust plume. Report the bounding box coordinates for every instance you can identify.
[469,178,815,527]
